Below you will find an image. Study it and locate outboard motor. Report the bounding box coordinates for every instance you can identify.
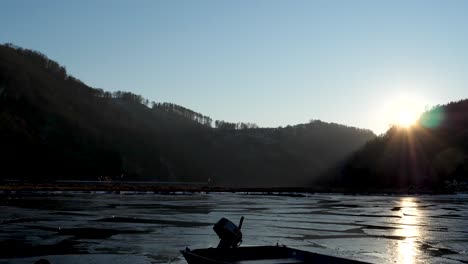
[213,216,244,248]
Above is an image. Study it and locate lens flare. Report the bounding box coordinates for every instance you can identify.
[419,107,444,128]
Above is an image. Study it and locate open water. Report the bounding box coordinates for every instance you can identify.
[1,192,467,264]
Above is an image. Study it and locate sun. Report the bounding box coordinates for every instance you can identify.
[388,96,425,128]
[396,107,420,127]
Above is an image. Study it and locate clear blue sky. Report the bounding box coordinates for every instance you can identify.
[2,0,468,134]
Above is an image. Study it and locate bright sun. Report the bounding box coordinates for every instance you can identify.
[396,107,420,127]
[388,96,425,128]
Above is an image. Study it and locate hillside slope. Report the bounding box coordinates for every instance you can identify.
[340,100,468,191]
[0,44,375,186]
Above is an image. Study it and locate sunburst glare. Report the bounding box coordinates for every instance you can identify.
[386,96,426,128]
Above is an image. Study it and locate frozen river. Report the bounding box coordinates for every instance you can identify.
[1,192,467,264]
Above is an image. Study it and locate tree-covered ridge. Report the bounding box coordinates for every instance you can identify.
[340,99,468,191]
[0,43,375,187]
[2,43,215,125]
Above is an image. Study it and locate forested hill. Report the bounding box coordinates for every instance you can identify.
[339,99,468,191]
[0,44,375,187]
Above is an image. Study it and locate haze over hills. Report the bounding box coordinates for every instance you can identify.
[0,44,375,187]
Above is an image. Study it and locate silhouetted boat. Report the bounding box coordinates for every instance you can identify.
[181,245,369,264]
[181,217,369,264]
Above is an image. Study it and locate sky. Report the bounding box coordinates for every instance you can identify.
[2,0,468,134]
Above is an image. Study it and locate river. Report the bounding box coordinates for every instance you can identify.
[1,192,467,264]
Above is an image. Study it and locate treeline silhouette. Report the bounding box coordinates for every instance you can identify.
[0,44,375,187]
[338,100,468,191]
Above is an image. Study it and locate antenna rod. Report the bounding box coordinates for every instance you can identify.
[238,216,244,230]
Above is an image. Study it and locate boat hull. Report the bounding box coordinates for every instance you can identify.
[181,246,369,264]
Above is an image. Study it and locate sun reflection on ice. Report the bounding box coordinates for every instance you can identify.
[396,197,421,264]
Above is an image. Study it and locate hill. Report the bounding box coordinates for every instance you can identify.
[0,44,375,187]
[339,100,468,191]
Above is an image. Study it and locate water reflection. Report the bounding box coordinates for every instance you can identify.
[396,197,420,264]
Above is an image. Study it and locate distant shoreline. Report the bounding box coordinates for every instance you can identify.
[0,182,456,195]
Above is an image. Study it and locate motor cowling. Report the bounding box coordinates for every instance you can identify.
[213,217,244,248]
